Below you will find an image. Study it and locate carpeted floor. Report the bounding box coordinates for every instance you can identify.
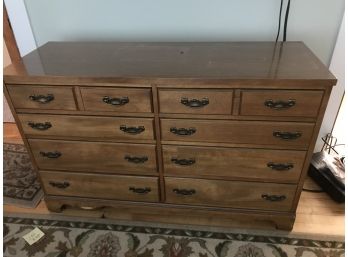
[3,214,344,257]
[3,143,43,208]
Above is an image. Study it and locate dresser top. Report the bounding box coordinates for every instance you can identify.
[4,42,336,86]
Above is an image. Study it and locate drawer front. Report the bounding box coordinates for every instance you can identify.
[163,145,306,183]
[165,177,296,211]
[7,85,77,110]
[240,90,323,117]
[41,171,159,202]
[19,114,154,140]
[159,89,233,114]
[29,139,157,174]
[161,119,314,148]
[81,87,152,113]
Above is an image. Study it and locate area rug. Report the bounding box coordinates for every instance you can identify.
[3,143,43,208]
[3,214,344,257]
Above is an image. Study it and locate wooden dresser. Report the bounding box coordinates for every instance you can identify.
[4,42,336,230]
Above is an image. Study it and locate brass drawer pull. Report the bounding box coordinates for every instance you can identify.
[181,97,209,108]
[129,187,151,194]
[264,99,296,110]
[28,122,52,131]
[262,194,286,202]
[40,151,62,159]
[124,155,148,164]
[273,131,302,140]
[29,94,54,104]
[171,158,196,166]
[103,96,129,106]
[170,127,196,136]
[173,188,196,196]
[49,181,70,189]
[120,125,145,135]
[267,162,294,171]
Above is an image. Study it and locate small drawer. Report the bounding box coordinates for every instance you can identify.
[165,177,296,211]
[7,85,77,110]
[161,119,314,148]
[158,89,233,114]
[41,171,159,202]
[163,145,306,183]
[19,114,154,141]
[240,90,323,117]
[29,139,157,174]
[81,87,152,113]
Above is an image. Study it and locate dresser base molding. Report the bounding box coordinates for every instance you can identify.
[45,196,295,230]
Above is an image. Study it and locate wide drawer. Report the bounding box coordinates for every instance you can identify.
[165,177,296,211]
[7,85,77,110]
[163,145,306,183]
[29,139,157,174]
[81,87,152,113]
[41,171,159,202]
[18,114,154,140]
[158,89,233,114]
[240,90,323,117]
[161,119,314,148]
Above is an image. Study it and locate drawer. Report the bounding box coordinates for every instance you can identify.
[29,139,157,174]
[240,90,323,117]
[161,119,314,148]
[19,114,154,140]
[41,171,159,202]
[163,145,306,183]
[81,87,152,113]
[158,89,233,114]
[7,85,77,110]
[165,177,296,211]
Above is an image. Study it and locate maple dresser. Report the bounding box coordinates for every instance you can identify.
[4,42,336,230]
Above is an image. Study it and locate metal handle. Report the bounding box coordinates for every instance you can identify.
[262,194,286,202]
[120,125,145,135]
[49,181,70,189]
[171,158,196,166]
[124,155,148,164]
[28,122,52,131]
[40,151,62,159]
[264,99,296,110]
[29,94,54,104]
[173,188,196,196]
[170,127,196,136]
[267,162,294,171]
[181,97,209,108]
[273,131,302,140]
[103,96,129,106]
[129,187,151,194]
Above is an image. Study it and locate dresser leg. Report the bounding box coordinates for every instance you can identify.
[45,200,64,213]
[274,217,295,231]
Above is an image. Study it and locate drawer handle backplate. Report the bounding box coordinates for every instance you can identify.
[181,97,209,108]
[267,162,294,171]
[171,158,196,166]
[273,131,302,140]
[49,181,70,189]
[28,122,52,131]
[29,94,54,104]
[120,125,145,135]
[173,188,196,196]
[40,151,62,159]
[103,96,129,106]
[125,155,148,164]
[264,99,296,110]
[170,127,196,136]
[262,194,286,202]
[129,187,151,194]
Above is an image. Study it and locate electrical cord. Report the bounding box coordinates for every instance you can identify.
[275,0,284,42]
[283,0,291,41]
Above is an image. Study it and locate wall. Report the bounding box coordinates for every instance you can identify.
[3,40,15,122]
[23,0,344,65]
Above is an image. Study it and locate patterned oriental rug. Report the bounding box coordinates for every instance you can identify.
[3,214,344,257]
[3,143,44,208]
